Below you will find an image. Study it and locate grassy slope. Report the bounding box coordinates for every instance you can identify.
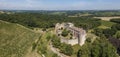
[37,30,55,57]
[0,20,40,57]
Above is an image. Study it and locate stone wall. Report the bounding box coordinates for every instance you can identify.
[55,23,87,46]
[79,34,86,46]
[61,38,78,46]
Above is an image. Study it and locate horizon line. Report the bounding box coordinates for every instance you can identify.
[1,9,120,11]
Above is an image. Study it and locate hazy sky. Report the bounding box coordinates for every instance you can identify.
[0,0,120,10]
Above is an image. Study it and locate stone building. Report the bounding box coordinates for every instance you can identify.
[55,23,87,46]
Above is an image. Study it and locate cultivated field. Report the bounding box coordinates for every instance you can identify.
[0,20,40,57]
[94,17,120,21]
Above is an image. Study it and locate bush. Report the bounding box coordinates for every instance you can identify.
[52,53,58,57]
[51,35,61,48]
[32,42,37,51]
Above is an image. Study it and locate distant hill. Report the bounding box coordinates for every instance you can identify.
[0,20,40,57]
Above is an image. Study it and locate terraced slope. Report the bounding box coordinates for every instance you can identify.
[0,20,40,57]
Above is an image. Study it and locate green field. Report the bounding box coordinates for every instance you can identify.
[0,20,40,57]
[98,20,116,29]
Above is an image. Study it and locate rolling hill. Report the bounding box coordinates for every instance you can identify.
[0,20,40,57]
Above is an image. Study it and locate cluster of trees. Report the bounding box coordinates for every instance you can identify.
[0,13,101,30]
[93,28,114,38]
[69,17,101,31]
[110,18,120,39]
[110,18,120,24]
[93,23,120,38]
[60,43,73,56]
[61,29,70,37]
[77,38,119,57]
[51,35,73,56]
[103,28,116,38]
[93,19,120,56]
[109,38,120,56]
[63,10,120,17]
[90,11,120,17]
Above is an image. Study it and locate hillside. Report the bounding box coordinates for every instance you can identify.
[0,20,40,57]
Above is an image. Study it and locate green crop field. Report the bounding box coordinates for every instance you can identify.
[0,20,40,57]
[98,20,116,29]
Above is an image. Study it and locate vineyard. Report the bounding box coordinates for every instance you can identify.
[0,20,40,57]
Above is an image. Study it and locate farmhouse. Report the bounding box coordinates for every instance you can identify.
[55,23,86,46]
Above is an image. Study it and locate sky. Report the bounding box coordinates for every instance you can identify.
[0,0,120,10]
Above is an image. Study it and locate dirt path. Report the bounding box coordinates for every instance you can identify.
[24,46,42,57]
[25,29,68,57]
[49,42,69,57]
[24,28,43,57]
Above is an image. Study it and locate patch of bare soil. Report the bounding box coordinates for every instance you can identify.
[94,17,120,21]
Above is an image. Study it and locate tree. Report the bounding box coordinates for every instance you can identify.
[61,29,69,37]
[103,29,116,38]
[77,44,91,57]
[46,35,51,41]
[60,43,73,56]
[116,32,120,39]
[93,28,103,37]
[77,38,119,57]
[0,13,101,30]
[91,45,101,57]
[111,24,120,31]
[86,38,92,43]
[110,19,120,24]
[51,35,61,48]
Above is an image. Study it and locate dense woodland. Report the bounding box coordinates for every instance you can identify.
[77,37,119,57]
[93,18,120,56]
[10,10,120,17]
[0,13,101,30]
